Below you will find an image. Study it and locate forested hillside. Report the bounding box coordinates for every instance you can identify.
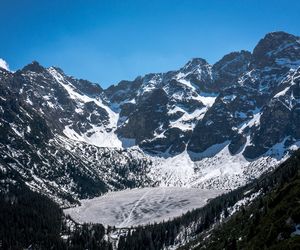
[183,151,300,250]
[0,182,112,250]
[118,150,300,250]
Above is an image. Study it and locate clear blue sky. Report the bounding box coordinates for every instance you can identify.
[1,0,299,88]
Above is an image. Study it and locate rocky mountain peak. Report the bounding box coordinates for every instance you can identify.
[213,50,251,70]
[76,79,103,96]
[50,66,65,75]
[252,31,300,68]
[211,50,252,90]
[263,31,297,42]
[21,60,46,73]
[181,58,209,73]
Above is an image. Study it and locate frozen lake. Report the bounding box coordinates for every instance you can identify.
[64,187,224,227]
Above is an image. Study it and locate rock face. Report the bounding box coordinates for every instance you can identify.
[0,63,152,205]
[117,88,169,143]
[212,50,252,90]
[0,31,300,204]
[252,32,300,68]
[107,32,300,157]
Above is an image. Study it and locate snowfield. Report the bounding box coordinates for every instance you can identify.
[64,187,224,228]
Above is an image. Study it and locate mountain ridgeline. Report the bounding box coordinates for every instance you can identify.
[107,31,300,158]
[0,31,300,205]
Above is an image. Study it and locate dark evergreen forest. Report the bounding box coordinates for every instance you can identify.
[0,182,112,250]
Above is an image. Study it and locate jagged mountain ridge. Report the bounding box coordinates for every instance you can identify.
[0,63,152,205]
[108,32,300,158]
[0,31,299,204]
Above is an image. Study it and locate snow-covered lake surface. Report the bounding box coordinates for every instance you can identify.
[64,187,224,228]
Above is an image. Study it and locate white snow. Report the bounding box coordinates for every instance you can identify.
[62,126,86,142]
[222,94,236,103]
[63,125,123,148]
[227,190,262,217]
[274,86,290,98]
[175,72,196,91]
[274,67,300,98]
[0,58,9,71]
[25,97,33,105]
[147,135,298,190]
[168,92,217,131]
[48,67,115,119]
[291,224,300,237]
[239,109,261,132]
[169,107,207,131]
[74,107,84,114]
[148,142,243,189]
[48,67,123,148]
[64,187,224,227]
[10,124,24,138]
[150,151,196,187]
[138,74,162,95]
[194,92,218,107]
[47,101,55,108]
[189,143,246,187]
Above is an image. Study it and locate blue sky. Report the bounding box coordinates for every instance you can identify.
[1,0,300,88]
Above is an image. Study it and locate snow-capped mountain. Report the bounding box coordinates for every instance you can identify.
[0,63,152,205]
[109,32,300,158]
[0,31,299,204]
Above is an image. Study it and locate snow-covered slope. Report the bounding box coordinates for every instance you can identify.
[148,138,299,190]
[47,67,122,148]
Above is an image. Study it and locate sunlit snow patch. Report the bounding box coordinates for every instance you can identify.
[0,58,9,71]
